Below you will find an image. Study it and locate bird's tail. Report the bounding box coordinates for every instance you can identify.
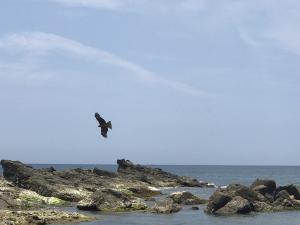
[107,121,112,129]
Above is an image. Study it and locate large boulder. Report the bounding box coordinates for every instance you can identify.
[205,191,232,214]
[168,191,207,205]
[214,196,252,215]
[275,185,300,200]
[226,184,261,202]
[1,160,33,186]
[250,179,276,195]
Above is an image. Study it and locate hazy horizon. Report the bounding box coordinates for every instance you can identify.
[1,0,300,165]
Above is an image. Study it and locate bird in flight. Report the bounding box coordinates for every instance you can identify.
[95,112,112,138]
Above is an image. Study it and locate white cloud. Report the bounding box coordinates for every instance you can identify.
[49,0,206,13]
[224,0,300,54]
[0,32,209,96]
[49,0,300,55]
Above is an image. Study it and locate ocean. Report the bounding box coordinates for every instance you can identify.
[1,164,300,225]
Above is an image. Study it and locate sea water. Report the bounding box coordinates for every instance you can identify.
[1,164,300,225]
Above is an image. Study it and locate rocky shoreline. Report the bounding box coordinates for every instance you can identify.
[206,179,300,215]
[1,159,300,224]
[0,159,211,224]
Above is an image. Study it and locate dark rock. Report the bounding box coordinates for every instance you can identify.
[206,183,266,215]
[214,196,252,215]
[191,206,199,210]
[275,185,300,200]
[207,180,300,216]
[117,159,210,187]
[205,191,232,214]
[250,179,276,195]
[1,160,33,186]
[226,184,260,203]
[168,191,207,205]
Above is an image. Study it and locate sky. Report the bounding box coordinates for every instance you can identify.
[0,0,299,165]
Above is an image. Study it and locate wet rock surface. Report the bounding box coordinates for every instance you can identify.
[206,179,300,216]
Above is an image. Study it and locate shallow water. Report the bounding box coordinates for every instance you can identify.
[76,209,300,225]
[2,164,300,224]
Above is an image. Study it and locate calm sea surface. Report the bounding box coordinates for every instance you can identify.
[1,164,300,225]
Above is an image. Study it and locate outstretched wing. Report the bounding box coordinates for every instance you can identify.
[95,112,106,126]
[101,126,108,138]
